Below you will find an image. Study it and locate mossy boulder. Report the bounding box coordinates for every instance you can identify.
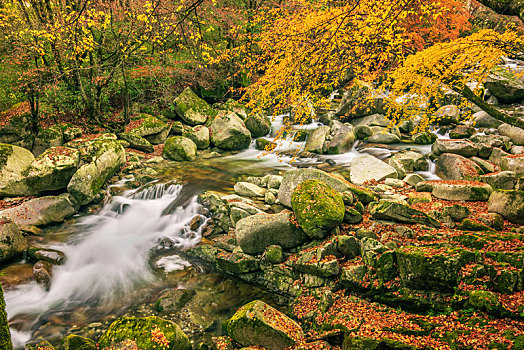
[0,283,12,350]
[173,87,215,125]
[488,190,524,224]
[67,139,126,205]
[0,105,33,148]
[369,200,440,228]
[223,300,304,350]
[98,316,191,350]
[33,125,64,157]
[182,125,210,149]
[429,180,493,201]
[412,132,437,144]
[432,139,477,157]
[305,126,330,154]
[0,218,27,263]
[291,179,345,239]
[484,68,524,103]
[0,143,34,197]
[469,290,503,316]
[118,132,154,153]
[245,114,271,138]
[208,111,251,150]
[163,136,197,161]
[128,114,171,144]
[62,334,96,350]
[0,195,76,227]
[25,146,80,192]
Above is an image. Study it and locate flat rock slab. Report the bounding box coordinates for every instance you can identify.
[0,195,76,227]
[349,154,398,185]
[420,180,493,201]
[431,139,477,157]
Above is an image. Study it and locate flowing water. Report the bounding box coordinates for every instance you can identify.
[3,115,444,348]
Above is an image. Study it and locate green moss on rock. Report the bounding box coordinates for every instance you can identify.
[0,283,13,350]
[62,334,95,350]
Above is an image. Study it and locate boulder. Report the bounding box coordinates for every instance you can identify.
[33,260,52,290]
[278,168,377,207]
[235,212,308,254]
[435,153,483,180]
[305,126,330,153]
[501,154,524,176]
[472,111,503,128]
[28,247,66,265]
[234,182,266,197]
[480,171,516,190]
[427,180,493,201]
[128,114,171,144]
[369,200,440,227]
[435,105,461,124]
[223,300,304,350]
[98,316,190,350]
[0,195,76,226]
[67,139,126,205]
[25,146,80,193]
[245,114,271,138]
[221,99,248,120]
[367,132,400,144]
[182,125,210,149]
[350,113,389,127]
[0,283,12,350]
[173,87,215,125]
[326,124,355,154]
[0,218,27,263]
[449,125,475,139]
[488,190,524,224]
[431,139,477,157]
[484,69,524,103]
[118,132,154,153]
[291,180,345,239]
[208,111,251,150]
[349,154,397,185]
[61,334,96,350]
[0,143,35,197]
[412,132,437,144]
[498,123,524,146]
[32,125,64,157]
[163,136,197,161]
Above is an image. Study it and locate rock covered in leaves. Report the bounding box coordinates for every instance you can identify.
[435,153,483,180]
[223,300,304,350]
[291,179,345,239]
[0,195,76,227]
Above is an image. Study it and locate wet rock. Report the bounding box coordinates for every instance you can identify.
[0,195,76,226]
[305,126,330,154]
[255,138,275,151]
[157,289,196,312]
[369,200,440,228]
[209,111,251,150]
[235,211,307,254]
[0,143,34,197]
[501,154,524,176]
[449,125,475,139]
[472,111,503,128]
[326,124,355,154]
[412,132,437,144]
[484,69,524,103]
[480,171,516,190]
[349,154,397,185]
[33,260,52,290]
[0,218,27,263]
[234,182,266,197]
[432,139,477,157]
[245,114,271,138]
[435,105,461,124]
[163,136,197,161]
[436,153,483,180]
[28,247,66,265]
[291,180,345,239]
[182,125,210,150]
[26,146,80,192]
[498,123,524,146]
[62,334,96,350]
[223,300,304,350]
[488,190,524,224]
[173,87,215,125]
[118,132,154,153]
[216,250,260,273]
[67,139,126,205]
[429,180,493,201]
[99,316,190,350]
[400,150,428,171]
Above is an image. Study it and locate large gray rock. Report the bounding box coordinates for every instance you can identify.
[350,113,389,127]
[349,154,397,185]
[436,153,483,180]
[488,190,524,224]
[326,124,355,154]
[484,70,524,103]
[234,182,266,197]
[432,139,478,157]
[278,168,377,207]
[369,200,440,227]
[0,218,27,263]
[67,139,126,205]
[182,125,210,149]
[367,132,401,144]
[118,132,154,153]
[305,126,330,153]
[245,114,271,138]
[26,146,80,193]
[498,123,524,146]
[426,180,493,201]
[0,143,34,197]
[472,111,503,128]
[480,171,516,190]
[163,136,197,161]
[501,154,524,176]
[0,195,76,227]
[208,111,251,150]
[235,212,308,254]
[173,87,215,125]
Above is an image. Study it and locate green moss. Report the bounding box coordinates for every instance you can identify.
[469,290,502,316]
[62,334,95,350]
[0,283,13,350]
[0,143,13,167]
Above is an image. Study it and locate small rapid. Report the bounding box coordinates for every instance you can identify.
[5,182,205,347]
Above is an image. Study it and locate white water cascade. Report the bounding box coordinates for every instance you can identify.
[5,183,205,347]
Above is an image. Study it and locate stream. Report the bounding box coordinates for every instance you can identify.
[3,115,445,348]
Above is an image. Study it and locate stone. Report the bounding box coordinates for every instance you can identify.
[163,136,197,161]
[263,245,285,264]
[67,139,126,205]
[216,251,260,274]
[62,334,96,350]
[400,150,428,171]
[472,111,503,128]
[0,195,76,226]
[449,125,475,139]
[221,99,248,120]
[384,178,404,188]
[412,132,437,144]
[118,132,154,153]
[484,69,524,103]
[403,174,425,186]
[173,87,215,125]
[0,218,27,263]
[98,316,190,350]
[470,156,499,173]
[245,114,271,138]
[326,124,355,154]
[442,204,472,222]
[369,200,440,227]
[407,192,432,205]
[367,132,400,144]
[156,289,195,312]
[349,154,397,185]
[33,125,64,157]
[350,113,389,127]
[488,190,524,224]
[435,105,461,124]
[498,123,524,146]
[469,290,503,315]
[33,260,52,290]
[501,154,524,176]
[0,143,35,197]
[480,171,516,190]
[305,126,330,154]
[431,139,477,157]
[291,180,345,239]
[430,180,493,201]
[266,175,283,189]
[354,125,373,139]
[208,111,251,150]
[336,235,360,259]
[25,146,80,193]
[255,138,275,151]
[182,125,210,149]
[436,153,483,180]
[223,300,304,350]
[278,168,377,207]
[0,283,12,350]
[344,206,363,224]
[28,247,66,265]
[235,212,308,254]
[340,265,368,290]
[234,182,266,197]
[128,115,171,145]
